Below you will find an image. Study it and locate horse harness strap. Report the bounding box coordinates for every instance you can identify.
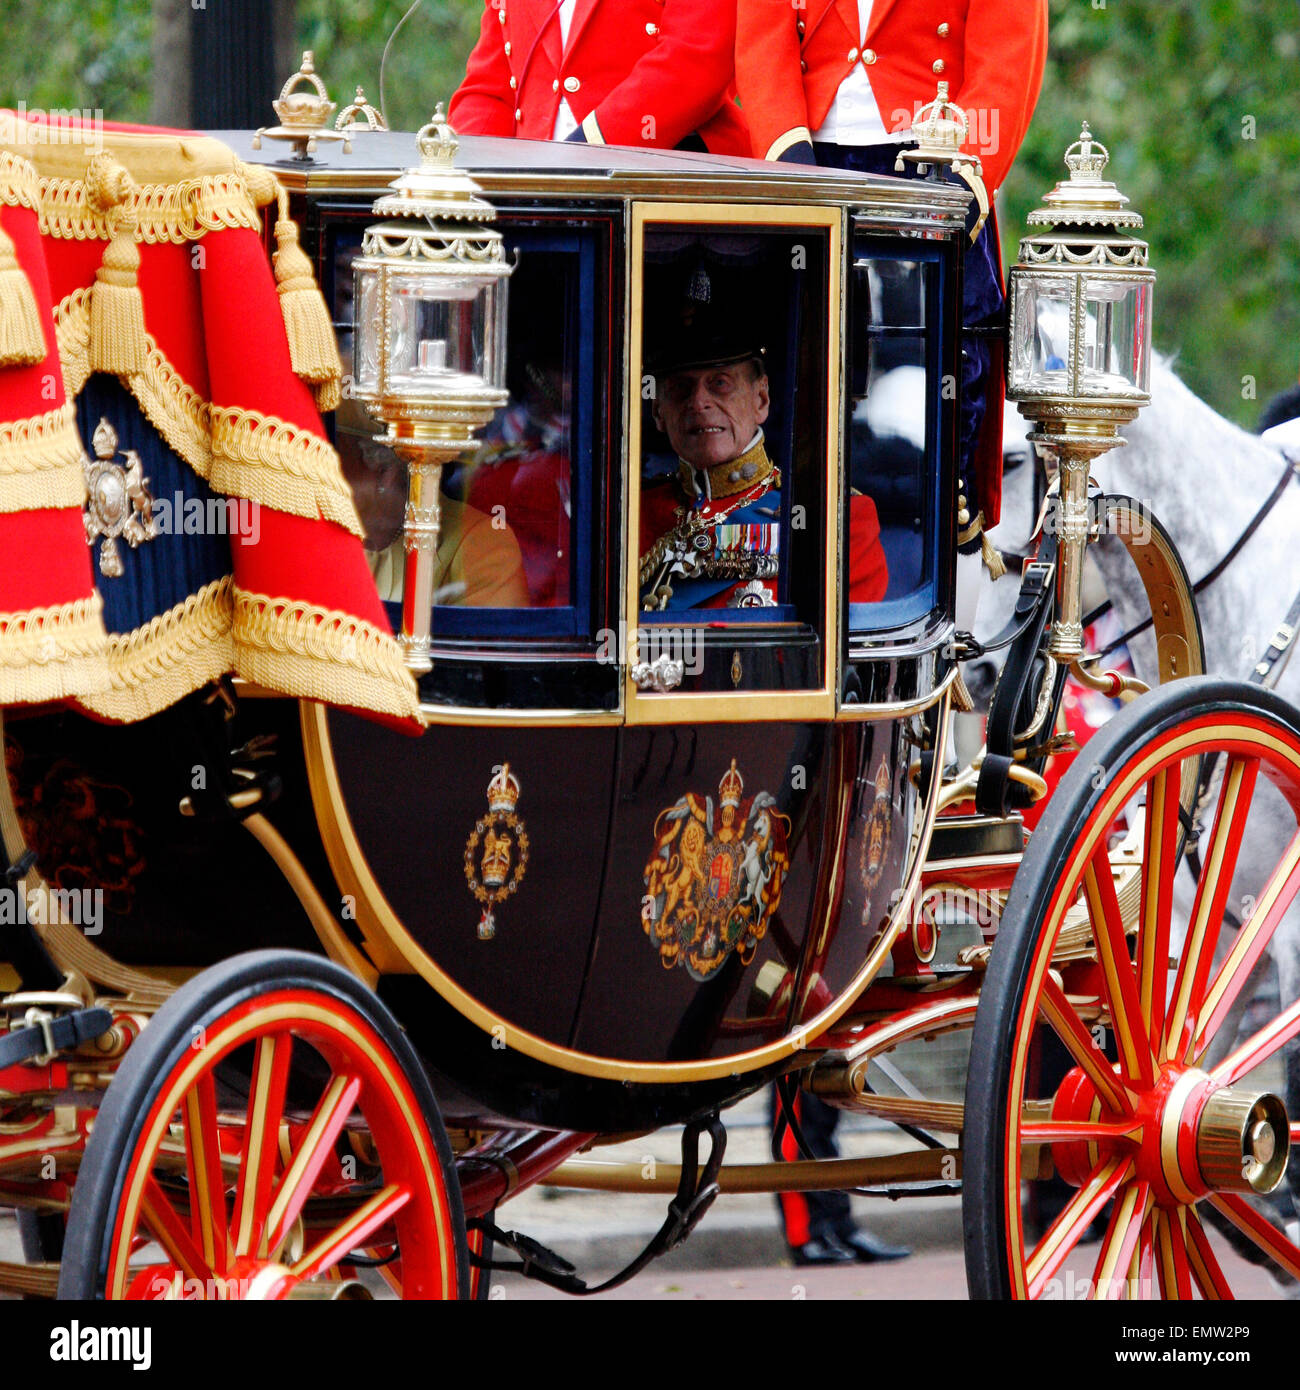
[975,535,1059,817]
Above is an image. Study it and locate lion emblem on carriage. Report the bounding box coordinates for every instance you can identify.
[641,758,791,980]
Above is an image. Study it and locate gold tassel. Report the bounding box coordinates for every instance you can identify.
[271,186,342,413]
[951,668,975,713]
[85,154,148,376]
[981,530,1006,582]
[0,222,46,366]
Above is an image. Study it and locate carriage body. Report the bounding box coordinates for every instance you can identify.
[9,119,1289,1304]
[215,132,971,1132]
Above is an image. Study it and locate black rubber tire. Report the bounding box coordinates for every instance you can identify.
[963,675,1300,1298]
[57,949,469,1300]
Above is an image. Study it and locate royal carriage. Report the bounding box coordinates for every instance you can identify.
[0,62,1294,1303]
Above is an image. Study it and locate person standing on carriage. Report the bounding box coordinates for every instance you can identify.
[735,0,1048,551]
[448,0,750,155]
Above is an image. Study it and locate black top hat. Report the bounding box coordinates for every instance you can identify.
[644,263,765,378]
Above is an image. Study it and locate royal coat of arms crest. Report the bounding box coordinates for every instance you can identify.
[641,758,791,980]
[463,763,529,940]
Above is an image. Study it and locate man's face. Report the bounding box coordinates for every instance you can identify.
[652,361,770,470]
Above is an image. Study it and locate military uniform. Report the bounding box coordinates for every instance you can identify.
[638,437,889,610]
[449,0,750,154]
[639,436,784,611]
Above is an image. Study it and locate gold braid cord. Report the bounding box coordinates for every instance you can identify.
[233,589,421,722]
[210,408,361,536]
[55,291,358,532]
[0,150,42,216]
[0,593,110,704]
[76,576,236,723]
[0,402,87,512]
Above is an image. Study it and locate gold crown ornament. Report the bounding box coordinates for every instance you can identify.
[336,86,388,134]
[253,52,353,161]
[486,762,521,814]
[718,758,745,809]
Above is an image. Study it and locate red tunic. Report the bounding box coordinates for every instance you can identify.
[449,0,750,155]
[736,0,1048,192]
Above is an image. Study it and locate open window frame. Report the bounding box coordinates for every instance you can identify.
[625,202,843,727]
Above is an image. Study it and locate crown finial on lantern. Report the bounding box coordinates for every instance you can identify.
[1063,121,1111,183]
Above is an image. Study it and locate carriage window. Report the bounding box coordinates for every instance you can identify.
[847,247,946,629]
[629,207,838,715]
[333,224,599,639]
[638,225,829,632]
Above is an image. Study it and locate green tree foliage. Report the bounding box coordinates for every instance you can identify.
[0,0,151,119]
[1002,0,1300,425]
[295,1,483,133]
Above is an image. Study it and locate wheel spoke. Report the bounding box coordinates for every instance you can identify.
[1039,974,1134,1115]
[1084,852,1156,1090]
[182,1072,229,1274]
[232,1032,292,1259]
[1211,995,1300,1087]
[1020,1118,1142,1144]
[1183,1206,1234,1300]
[1091,1179,1149,1299]
[1132,1210,1156,1299]
[1208,1193,1300,1281]
[264,1073,361,1258]
[1026,1155,1132,1299]
[1138,765,1181,1053]
[1154,1208,1193,1300]
[290,1182,411,1282]
[1165,756,1260,1062]
[140,1178,217,1293]
[1194,831,1300,1058]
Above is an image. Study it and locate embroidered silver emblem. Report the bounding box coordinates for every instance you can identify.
[82,418,158,579]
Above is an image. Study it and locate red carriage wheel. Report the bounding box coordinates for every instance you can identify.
[58,951,468,1300]
[965,678,1300,1299]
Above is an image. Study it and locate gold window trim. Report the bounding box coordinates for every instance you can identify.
[623,202,843,726]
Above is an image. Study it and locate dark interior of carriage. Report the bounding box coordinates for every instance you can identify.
[846,242,947,630]
[637,226,829,633]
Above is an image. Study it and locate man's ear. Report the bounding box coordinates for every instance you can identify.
[754,374,771,425]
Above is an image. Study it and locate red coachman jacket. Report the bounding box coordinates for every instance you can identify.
[449,0,750,155]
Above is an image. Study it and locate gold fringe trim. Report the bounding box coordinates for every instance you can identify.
[209,407,361,536]
[17,170,263,245]
[76,575,235,723]
[232,588,420,723]
[0,151,42,215]
[0,402,87,512]
[0,592,110,705]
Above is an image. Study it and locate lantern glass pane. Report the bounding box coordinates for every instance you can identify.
[353,264,382,395]
[1080,278,1151,395]
[386,272,493,395]
[1010,275,1074,394]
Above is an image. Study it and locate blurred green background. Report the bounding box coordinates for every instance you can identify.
[0,0,1295,425]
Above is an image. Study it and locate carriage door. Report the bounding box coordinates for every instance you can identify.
[559,205,844,1067]
[624,204,841,726]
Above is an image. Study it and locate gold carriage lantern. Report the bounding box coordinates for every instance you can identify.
[352,106,514,674]
[1006,123,1155,660]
